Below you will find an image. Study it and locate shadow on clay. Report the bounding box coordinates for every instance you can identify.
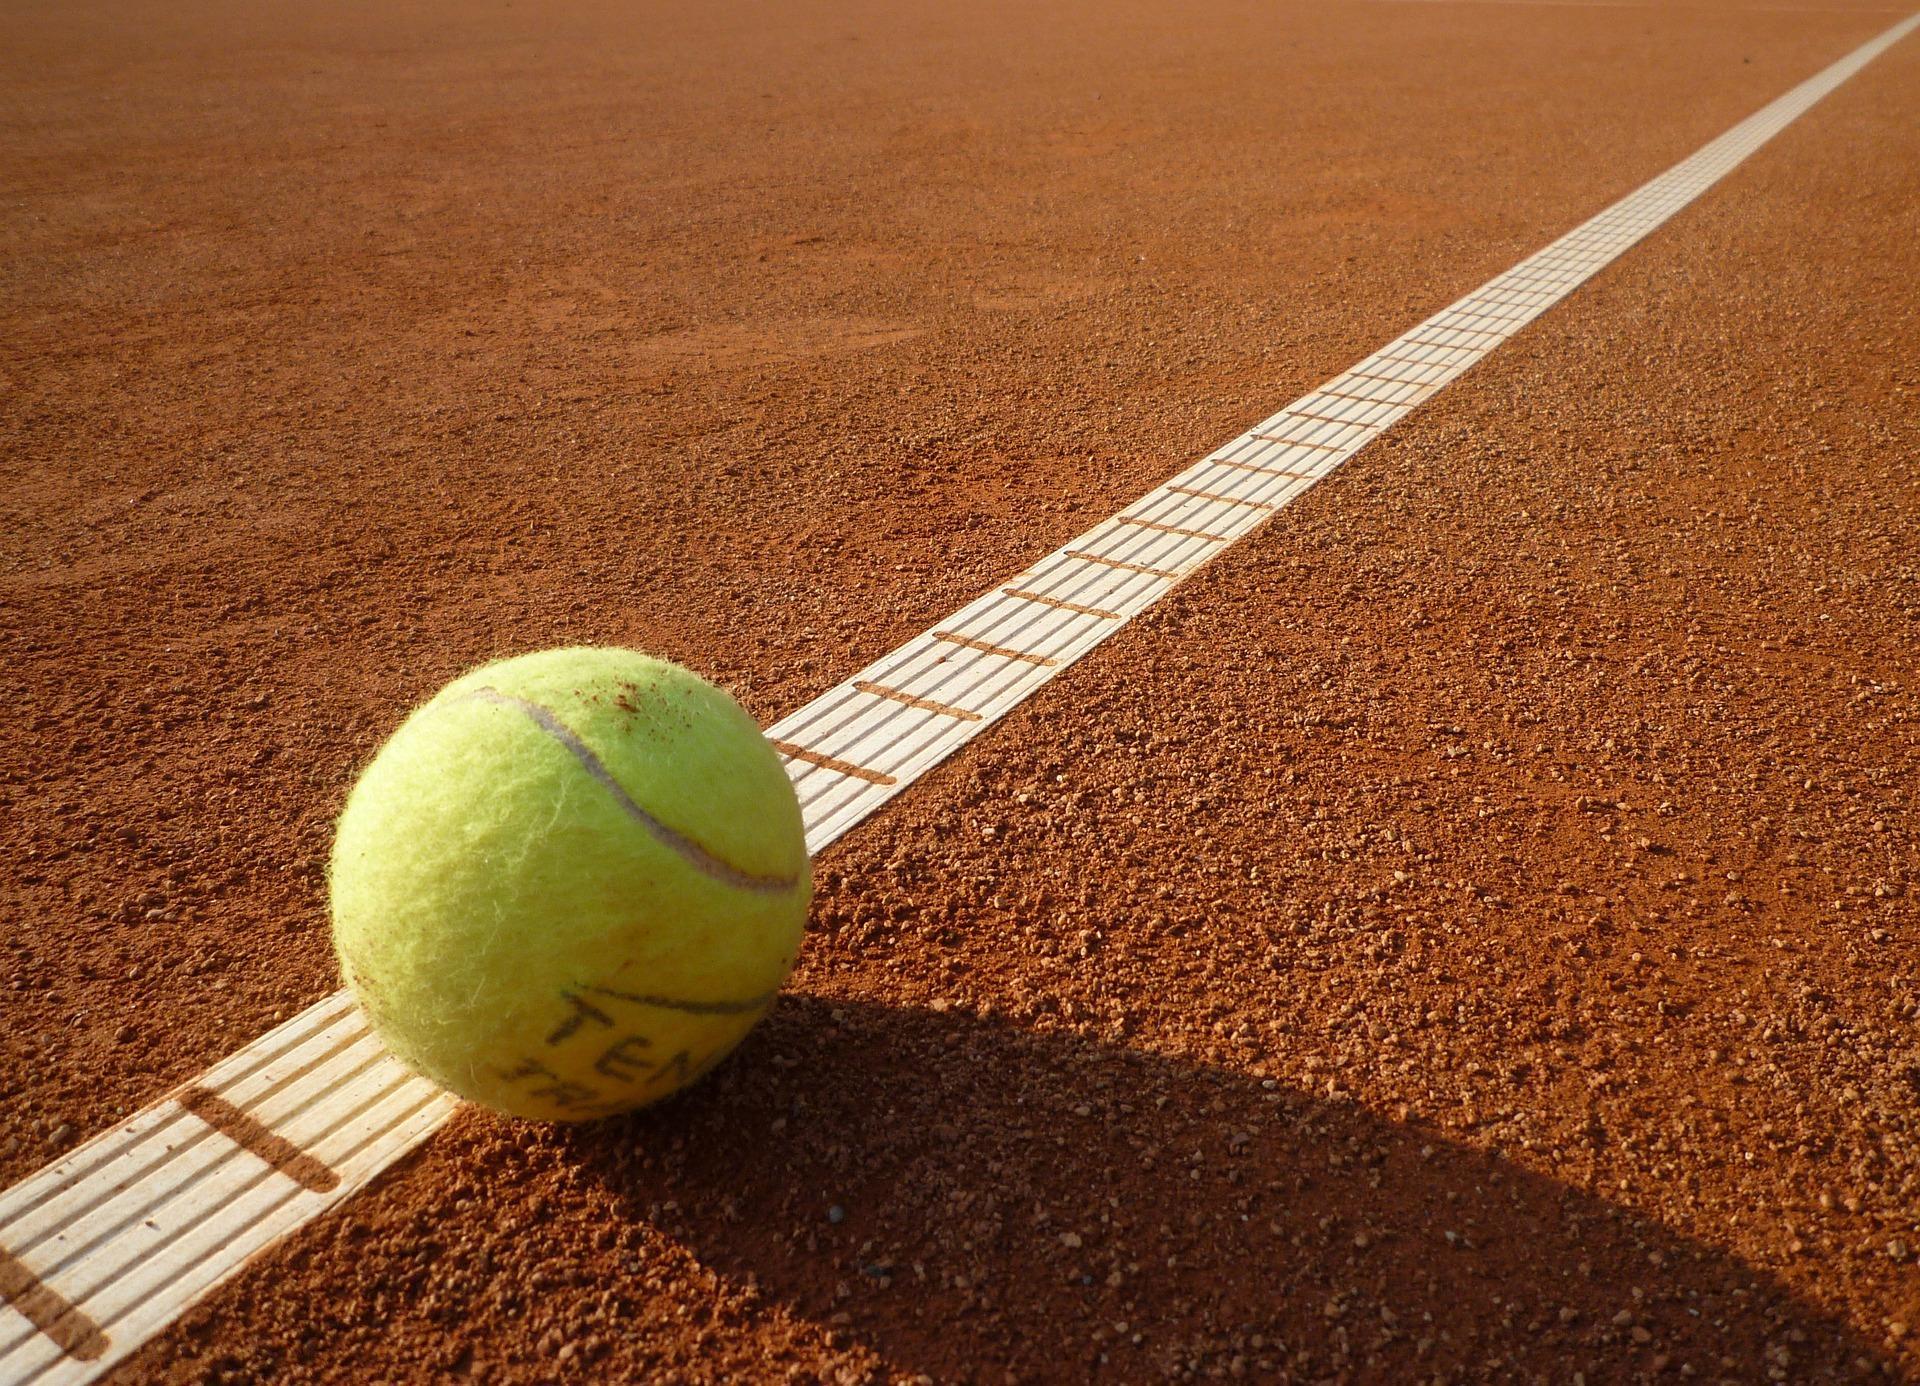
[564,993,1890,1382]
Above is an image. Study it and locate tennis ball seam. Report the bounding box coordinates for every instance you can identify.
[544,984,779,1045]
[450,685,802,895]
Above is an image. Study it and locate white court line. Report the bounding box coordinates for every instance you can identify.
[3,13,1915,1381]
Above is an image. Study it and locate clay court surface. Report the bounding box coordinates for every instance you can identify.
[4,0,1919,1379]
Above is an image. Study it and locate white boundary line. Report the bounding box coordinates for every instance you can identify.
[4,14,1916,1381]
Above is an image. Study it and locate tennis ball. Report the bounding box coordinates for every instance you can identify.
[328,646,810,1121]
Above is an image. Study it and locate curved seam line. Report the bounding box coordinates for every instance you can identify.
[581,985,778,1016]
[449,687,801,894]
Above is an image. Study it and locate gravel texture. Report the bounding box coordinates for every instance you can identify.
[2,0,1915,1380]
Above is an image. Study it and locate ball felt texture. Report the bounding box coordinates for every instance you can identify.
[329,646,811,1120]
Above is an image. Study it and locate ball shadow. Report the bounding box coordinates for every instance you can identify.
[564,994,1888,1382]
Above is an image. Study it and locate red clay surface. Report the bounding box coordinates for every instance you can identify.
[4,0,1917,1380]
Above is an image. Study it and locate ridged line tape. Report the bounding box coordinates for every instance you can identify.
[4,14,1914,1380]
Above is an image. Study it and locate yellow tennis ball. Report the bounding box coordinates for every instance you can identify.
[328,646,810,1121]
